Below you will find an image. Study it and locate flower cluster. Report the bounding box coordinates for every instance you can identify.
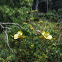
[39,31,52,40]
[14,31,26,39]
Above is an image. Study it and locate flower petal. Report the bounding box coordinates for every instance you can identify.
[30,26,34,30]
[19,36,26,39]
[45,32,50,35]
[44,35,52,40]
[48,35,52,39]
[14,34,19,39]
[41,31,45,35]
[39,36,45,39]
[17,31,23,36]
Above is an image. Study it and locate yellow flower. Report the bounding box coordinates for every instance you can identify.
[40,31,52,40]
[39,21,43,23]
[14,34,19,39]
[45,32,50,35]
[17,31,23,36]
[14,31,26,39]
[30,26,34,30]
[41,31,45,35]
[44,32,52,40]
[45,35,52,40]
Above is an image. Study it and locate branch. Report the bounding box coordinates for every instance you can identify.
[0,22,24,53]
[0,22,11,29]
[4,29,13,53]
[1,23,23,29]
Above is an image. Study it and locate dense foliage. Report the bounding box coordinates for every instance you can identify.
[0,0,62,62]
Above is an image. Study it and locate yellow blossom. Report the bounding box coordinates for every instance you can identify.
[14,31,26,39]
[45,32,50,35]
[39,21,43,23]
[30,26,34,30]
[45,35,52,40]
[14,34,19,39]
[41,31,45,35]
[40,31,52,40]
[17,31,23,36]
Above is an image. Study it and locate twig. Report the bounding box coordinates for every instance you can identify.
[1,23,23,29]
[0,22,11,29]
[4,28,13,53]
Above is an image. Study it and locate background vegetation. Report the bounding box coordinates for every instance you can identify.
[0,0,62,62]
